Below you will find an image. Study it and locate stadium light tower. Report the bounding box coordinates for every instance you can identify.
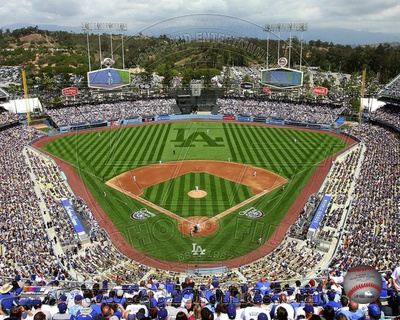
[263,22,308,69]
[81,22,128,71]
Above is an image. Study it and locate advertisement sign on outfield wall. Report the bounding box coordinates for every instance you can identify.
[267,119,285,125]
[123,117,141,125]
[157,115,171,121]
[237,116,252,122]
[253,117,267,123]
[142,117,155,122]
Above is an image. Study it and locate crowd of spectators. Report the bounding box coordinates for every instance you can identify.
[46,100,176,127]
[0,271,397,320]
[0,66,21,86]
[379,74,400,98]
[44,98,348,128]
[328,123,399,271]
[370,105,400,129]
[0,126,65,280]
[216,99,345,125]
[24,149,152,284]
[239,240,325,283]
[0,109,21,125]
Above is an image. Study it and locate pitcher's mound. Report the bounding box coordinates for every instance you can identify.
[188,190,207,198]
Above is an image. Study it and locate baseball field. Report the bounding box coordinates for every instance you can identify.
[39,120,350,268]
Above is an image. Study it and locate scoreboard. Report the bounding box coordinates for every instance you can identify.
[261,67,303,88]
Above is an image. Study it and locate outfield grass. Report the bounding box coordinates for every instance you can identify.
[42,121,348,264]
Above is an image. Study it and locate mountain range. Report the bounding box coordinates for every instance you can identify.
[2,23,400,46]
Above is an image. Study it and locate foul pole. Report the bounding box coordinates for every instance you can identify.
[21,67,31,141]
[358,69,366,138]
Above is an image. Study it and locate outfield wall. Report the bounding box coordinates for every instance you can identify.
[57,114,332,133]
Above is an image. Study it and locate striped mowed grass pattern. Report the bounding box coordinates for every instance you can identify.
[141,172,254,217]
[42,121,348,263]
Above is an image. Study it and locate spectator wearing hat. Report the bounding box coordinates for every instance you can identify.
[52,303,70,320]
[305,296,322,315]
[73,298,98,320]
[0,283,16,313]
[258,313,269,320]
[323,291,340,311]
[164,280,174,295]
[49,295,68,317]
[366,304,382,320]
[242,294,270,320]
[69,295,83,318]
[157,309,168,320]
[32,298,52,320]
[211,277,220,289]
[336,300,365,320]
[303,305,320,320]
[225,304,238,320]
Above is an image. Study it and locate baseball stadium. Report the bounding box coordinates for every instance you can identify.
[0,14,400,320]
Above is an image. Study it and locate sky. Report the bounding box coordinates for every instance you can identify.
[1,0,400,44]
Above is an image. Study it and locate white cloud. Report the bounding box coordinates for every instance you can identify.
[0,0,399,40]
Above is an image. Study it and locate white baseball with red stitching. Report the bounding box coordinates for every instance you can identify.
[343,265,382,304]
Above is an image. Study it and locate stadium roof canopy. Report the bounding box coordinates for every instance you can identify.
[0,97,42,113]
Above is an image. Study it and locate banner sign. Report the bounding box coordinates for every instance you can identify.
[61,198,86,239]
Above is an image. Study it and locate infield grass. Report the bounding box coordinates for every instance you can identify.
[42,121,349,264]
[142,172,254,216]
